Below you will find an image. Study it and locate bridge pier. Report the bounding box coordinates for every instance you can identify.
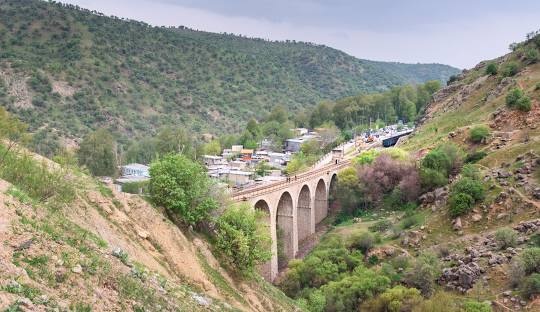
[236,163,346,282]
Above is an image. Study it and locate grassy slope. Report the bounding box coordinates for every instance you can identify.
[306,41,540,308]
[0,149,297,311]
[0,0,459,141]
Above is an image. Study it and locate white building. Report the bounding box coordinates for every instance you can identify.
[121,164,150,177]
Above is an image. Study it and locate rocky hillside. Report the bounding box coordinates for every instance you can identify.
[397,34,540,310]
[0,0,459,141]
[0,155,297,311]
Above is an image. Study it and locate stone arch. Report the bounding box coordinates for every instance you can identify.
[254,199,272,281]
[276,191,294,269]
[329,173,338,203]
[296,185,312,244]
[315,179,328,224]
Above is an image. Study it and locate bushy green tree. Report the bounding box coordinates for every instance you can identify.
[322,266,391,311]
[362,285,422,312]
[77,128,117,176]
[520,247,540,274]
[502,61,519,77]
[202,139,221,155]
[463,301,492,312]
[469,126,490,143]
[485,63,498,75]
[149,154,217,225]
[404,253,440,297]
[448,177,484,217]
[215,204,271,273]
[522,273,540,298]
[526,48,539,64]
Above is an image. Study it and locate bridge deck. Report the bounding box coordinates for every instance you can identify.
[231,160,351,201]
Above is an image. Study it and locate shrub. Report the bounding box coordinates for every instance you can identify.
[509,259,526,288]
[121,181,149,194]
[526,48,539,64]
[495,228,518,250]
[516,96,532,112]
[149,154,218,226]
[506,87,531,112]
[413,291,459,312]
[469,126,490,143]
[521,273,540,298]
[349,232,375,254]
[465,151,487,163]
[355,149,380,165]
[451,177,485,201]
[485,63,498,75]
[215,204,271,274]
[502,61,519,77]
[461,164,480,179]
[321,266,391,311]
[357,153,420,204]
[448,192,474,217]
[404,253,440,297]
[362,285,422,312]
[420,144,462,189]
[463,301,492,312]
[420,167,448,189]
[400,213,421,229]
[520,247,540,274]
[369,219,393,233]
[506,88,524,106]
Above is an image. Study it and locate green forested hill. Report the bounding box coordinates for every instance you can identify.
[0,0,459,142]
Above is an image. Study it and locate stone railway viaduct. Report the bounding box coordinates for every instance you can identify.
[231,160,351,281]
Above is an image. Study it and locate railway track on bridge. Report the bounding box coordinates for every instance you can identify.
[231,159,352,201]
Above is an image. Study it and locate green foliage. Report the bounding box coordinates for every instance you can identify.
[369,219,393,233]
[149,154,217,226]
[520,247,540,274]
[469,126,490,143]
[506,88,524,106]
[420,143,462,189]
[362,285,422,312]
[494,228,518,250]
[521,273,540,298]
[355,149,380,165]
[485,63,498,75]
[462,301,492,312]
[404,252,440,297]
[526,48,539,64]
[215,204,271,274]
[348,232,375,254]
[0,145,75,204]
[335,167,361,215]
[502,61,519,77]
[121,181,149,194]
[0,0,459,141]
[506,87,531,112]
[465,151,487,164]
[77,129,117,176]
[451,177,485,202]
[321,266,391,311]
[202,139,221,156]
[461,164,480,179]
[516,96,532,111]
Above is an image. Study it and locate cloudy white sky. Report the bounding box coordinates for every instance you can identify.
[60,0,539,68]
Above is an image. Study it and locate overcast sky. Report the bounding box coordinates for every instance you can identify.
[60,0,539,68]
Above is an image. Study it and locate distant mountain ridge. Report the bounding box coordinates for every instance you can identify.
[0,0,460,141]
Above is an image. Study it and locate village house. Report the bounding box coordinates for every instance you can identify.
[121,163,150,177]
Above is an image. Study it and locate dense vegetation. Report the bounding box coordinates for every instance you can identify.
[0,0,458,143]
